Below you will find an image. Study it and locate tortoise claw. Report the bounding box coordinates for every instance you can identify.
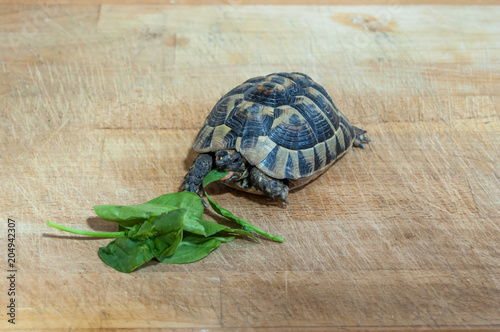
[353,138,368,149]
[353,126,371,149]
[202,196,209,208]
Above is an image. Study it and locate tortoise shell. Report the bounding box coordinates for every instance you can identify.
[193,72,356,180]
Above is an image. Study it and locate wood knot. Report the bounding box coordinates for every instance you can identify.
[333,13,397,33]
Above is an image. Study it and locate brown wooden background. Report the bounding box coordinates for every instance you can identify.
[1,1,499,331]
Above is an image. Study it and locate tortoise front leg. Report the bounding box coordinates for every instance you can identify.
[249,167,289,204]
[181,154,213,196]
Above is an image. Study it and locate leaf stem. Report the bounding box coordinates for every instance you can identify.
[46,221,125,238]
[207,193,284,243]
[202,169,284,243]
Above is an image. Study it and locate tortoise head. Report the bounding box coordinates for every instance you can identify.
[215,150,248,180]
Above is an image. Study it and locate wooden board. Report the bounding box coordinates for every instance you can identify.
[1,3,499,331]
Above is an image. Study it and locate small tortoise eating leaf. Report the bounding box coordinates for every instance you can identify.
[182,72,370,203]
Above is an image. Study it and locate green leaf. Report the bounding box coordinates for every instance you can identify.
[46,221,125,238]
[221,227,257,239]
[202,168,229,188]
[93,191,205,234]
[202,169,284,243]
[98,234,154,273]
[198,219,231,237]
[199,219,257,241]
[157,233,235,264]
[98,209,185,273]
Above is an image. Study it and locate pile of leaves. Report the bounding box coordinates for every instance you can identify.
[46,170,283,273]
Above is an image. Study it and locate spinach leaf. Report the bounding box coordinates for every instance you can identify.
[98,209,185,273]
[156,219,256,264]
[198,219,256,240]
[47,169,283,273]
[202,169,284,243]
[93,191,205,235]
[157,233,235,264]
[46,220,125,238]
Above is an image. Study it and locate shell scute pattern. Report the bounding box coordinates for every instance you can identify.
[298,149,315,177]
[313,147,323,172]
[275,72,312,88]
[303,87,340,130]
[193,72,357,180]
[225,82,255,96]
[241,103,274,138]
[244,82,286,107]
[268,107,317,151]
[289,95,335,145]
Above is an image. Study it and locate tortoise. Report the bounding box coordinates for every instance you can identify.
[181,72,370,203]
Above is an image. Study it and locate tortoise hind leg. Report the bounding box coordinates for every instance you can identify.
[352,126,371,149]
[249,167,289,204]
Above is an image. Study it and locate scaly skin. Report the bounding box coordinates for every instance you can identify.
[183,150,289,203]
[352,126,371,149]
[249,167,289,203]
[181,154,213,196]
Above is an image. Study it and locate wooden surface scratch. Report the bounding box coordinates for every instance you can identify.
[0,3,499,331]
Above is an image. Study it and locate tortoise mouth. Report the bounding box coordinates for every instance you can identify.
[220,171,234,181]
[219,167,250,182]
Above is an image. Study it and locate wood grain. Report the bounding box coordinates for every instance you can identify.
[1,1,499,5]
[1,3,499,331]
